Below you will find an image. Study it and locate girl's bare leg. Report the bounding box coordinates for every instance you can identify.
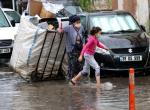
[96,76,100,88]
[72,72,82,83]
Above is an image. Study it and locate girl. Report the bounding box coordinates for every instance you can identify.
[70,27,109,87]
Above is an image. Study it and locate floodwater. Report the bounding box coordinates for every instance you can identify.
[0,65,150,110]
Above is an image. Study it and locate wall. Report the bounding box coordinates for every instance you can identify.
[136,0,149,31]
[112,0,149,32]
[0,0,12,8]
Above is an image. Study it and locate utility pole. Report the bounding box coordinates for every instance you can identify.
[12,0,15,10]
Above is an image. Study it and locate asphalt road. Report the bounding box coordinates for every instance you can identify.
[0,64,150,110]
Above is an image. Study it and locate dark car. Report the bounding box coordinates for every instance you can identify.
[79,10,150,76]
[57,5,83,17]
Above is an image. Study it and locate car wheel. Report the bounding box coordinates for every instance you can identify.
[145,69,150,76]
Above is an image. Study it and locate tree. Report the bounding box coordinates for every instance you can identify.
[78,0,92,11]
[77,0,112,11]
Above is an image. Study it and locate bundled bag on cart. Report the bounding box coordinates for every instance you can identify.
[10,16,66,82]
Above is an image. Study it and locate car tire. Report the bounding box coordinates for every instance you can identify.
[145,69,150,76]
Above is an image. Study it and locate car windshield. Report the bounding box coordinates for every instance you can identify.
[57,6,83,17]
[89,14,141,34]
[0,9,10,27]
[64,6,82,15]
[4,11,20,23]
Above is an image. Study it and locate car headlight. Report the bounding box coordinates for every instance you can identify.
[95,47,110,55]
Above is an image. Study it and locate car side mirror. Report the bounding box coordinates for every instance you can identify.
[11,20,15,27]
[140,25,146,32]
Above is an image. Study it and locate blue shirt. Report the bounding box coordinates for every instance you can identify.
[64,25,85,52]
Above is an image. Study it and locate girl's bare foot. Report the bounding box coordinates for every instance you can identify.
[70,79,76,86]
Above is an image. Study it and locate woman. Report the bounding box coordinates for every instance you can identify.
[70,27,109,87]
[58,15,85,80]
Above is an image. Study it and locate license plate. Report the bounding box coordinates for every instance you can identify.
[0,48,11,54]
[120,55,142,62]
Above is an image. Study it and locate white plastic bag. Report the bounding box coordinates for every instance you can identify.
[42,2,64,14]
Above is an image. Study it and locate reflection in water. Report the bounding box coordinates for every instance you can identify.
[0,71,150,110]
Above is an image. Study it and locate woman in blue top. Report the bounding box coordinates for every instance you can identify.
[58,15,85,80]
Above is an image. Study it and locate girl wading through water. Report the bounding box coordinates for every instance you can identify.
[70,27,109,87]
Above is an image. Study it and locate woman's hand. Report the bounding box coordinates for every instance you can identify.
[78,55,83,62]
[57,28,64,33]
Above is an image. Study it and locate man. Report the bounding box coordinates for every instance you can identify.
[58,15,85,80]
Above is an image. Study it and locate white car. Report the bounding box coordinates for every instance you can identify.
[0,8,17,62]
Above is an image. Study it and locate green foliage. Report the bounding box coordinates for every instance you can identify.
[78,0,92,11]
[78,0,113,11]
[146,19,150,33]
[108,0,112,8]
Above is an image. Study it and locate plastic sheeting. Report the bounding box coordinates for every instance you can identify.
[10,17,66,81]
[28,0,64,15]
[42,2,64,14]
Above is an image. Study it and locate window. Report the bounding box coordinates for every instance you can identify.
[89,14,141,34]
[4,11,20,23]
[0,9,10,27]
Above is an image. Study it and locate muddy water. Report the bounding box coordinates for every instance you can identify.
[0,66,150,110]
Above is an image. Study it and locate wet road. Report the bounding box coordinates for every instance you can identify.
[0,65,150,110]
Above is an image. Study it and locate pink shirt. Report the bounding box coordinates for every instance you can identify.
[80,35,106,56]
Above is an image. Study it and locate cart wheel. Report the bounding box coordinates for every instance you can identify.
[31,71,42,82]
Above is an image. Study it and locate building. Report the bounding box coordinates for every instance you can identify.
[0,0,27,14]
[0,0,13,8]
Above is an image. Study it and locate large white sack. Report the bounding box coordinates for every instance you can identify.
[10,17,47,81]
[10,16,66,81]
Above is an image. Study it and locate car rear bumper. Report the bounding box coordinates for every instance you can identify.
[0,46,13,59]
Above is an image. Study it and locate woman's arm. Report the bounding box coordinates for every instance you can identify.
[57,25,70,33]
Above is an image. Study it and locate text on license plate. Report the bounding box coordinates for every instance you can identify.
[120,55,142,62]
[0,48,11,54]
